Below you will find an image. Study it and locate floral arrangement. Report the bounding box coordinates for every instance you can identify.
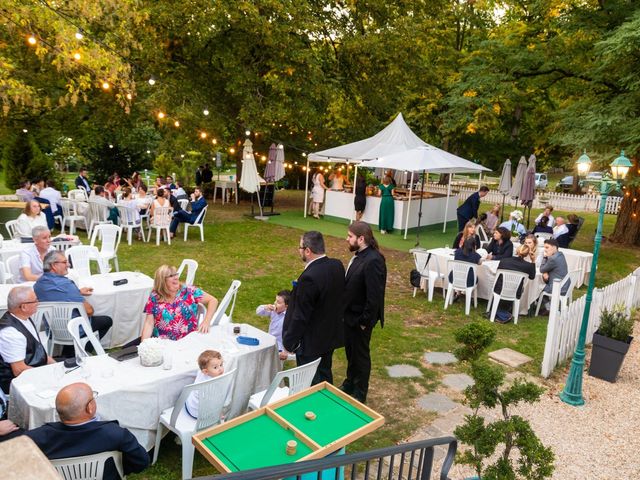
[510,210,523,222]
[138,338,165,367]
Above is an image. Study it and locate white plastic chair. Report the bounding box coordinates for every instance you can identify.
[535,269,580,315]
[177,259,198,286]
[152,369,236,480]
[117,205,146,245]
[60,199,87,235]
[534,232,553,240]
[90,224,122,272]
[33,302,96,355]
[486,270,531,324]
[67,316,105,357]
[0,261,12,284]
[178,198,189,210]
[412,251,446,302]
[184,205,208,242]
[149,206,172,245]
[248,358,321,410]
[87,201,112,237]
[5,255,21,284]
[66,245,107,278]
[207,280,241,326]
[476,224,491,248]
[68,189,89,202]
[444,260,479,316]
[52,240,78,252]
[4,220,18,240]
[51,450,123,480]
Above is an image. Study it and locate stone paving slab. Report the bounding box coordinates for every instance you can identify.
[417,393,460,414]
[423,352,458,365]
[386,364,423,378]
[488,348,533,367]
[442,373,474,392]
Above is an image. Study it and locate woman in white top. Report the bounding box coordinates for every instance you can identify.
[149,187,172,222]
[15,200,48,242]
[117,187,142,222]
[535,205,555,228]
[311,168,327,219]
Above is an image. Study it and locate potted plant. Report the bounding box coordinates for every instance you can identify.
[588,306,635,383]
[453,322,554,480]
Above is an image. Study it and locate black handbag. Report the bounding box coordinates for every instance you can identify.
[410,253,431,288]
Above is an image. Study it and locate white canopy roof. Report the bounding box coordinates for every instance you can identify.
[308,113,427,163]
[359,145,491,174]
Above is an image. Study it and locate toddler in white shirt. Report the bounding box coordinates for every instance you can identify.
[256,290,290,360]
[185,350,224,418]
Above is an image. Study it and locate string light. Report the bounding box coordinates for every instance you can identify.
[181,154,185,158]
[27,36,37,45]
[101,81,110,90]
[203,109,209,116]
[73,52,81,60]
[146,150,151,154]
[126,93,132,100]
[211,139,217,145]
[22,129,28,133]
[157,112,165,119]
[148,77,156,86]
[174,120,180,127]
[109,144,113,148]
[261,155,266,161]
[75,32,83,40]
[229,147,235,154]
[245,130,251,136]
[200,132,207,139]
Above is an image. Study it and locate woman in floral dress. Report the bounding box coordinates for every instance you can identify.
[141,264,219,340]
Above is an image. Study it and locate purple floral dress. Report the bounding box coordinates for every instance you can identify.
[144,285,204,340]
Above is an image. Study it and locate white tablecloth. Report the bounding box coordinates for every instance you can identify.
[0,239,26,264]
[79,272,154,348]
[8,324,279,450]
[513,242,592,288]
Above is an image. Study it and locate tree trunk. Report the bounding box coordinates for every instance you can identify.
[610,157,640,245]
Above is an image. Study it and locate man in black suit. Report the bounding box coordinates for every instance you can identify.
[341,222,386,403]
[74,167,91,193]
[283,231,345,385]
[26,382,149,480]
[456,185,489,232]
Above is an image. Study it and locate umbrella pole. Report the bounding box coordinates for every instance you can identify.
[501,194,506,223]
[304,158,310,218]
[404,171,415,240]
[351,163,357,224]
[442,172,452,233]
[416,170,426,247]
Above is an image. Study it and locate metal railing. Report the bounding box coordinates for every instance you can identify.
[196,437,457,480]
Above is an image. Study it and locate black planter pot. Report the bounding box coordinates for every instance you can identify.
[588,331,633,383]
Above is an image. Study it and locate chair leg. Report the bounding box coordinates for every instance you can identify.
[156,228,160,246]
[473,288,478,308]
[127,228,132,246]
[114,256,119,272]
[444,286,453,310]
[427,281,435,302]
[152,423,164,464]
[412,287,417,298]
[535,294,544,316]
[181,436,195,480]
[166,228,171,245]
[489,294,500,322]
[486,295,493,313]
[465,290,472,315]
[184,224,188,242]
[513,300,520,324]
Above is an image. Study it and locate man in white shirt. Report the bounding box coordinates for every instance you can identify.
[0,286,55,394]
[553,217,569,238]
[19,226,55,282]
[38,180,62,215]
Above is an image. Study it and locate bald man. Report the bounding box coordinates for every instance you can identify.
[26,382,149,480]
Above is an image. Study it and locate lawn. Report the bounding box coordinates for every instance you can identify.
[12,188,635,479]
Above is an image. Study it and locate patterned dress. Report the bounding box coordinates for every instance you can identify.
[144,285,203,340]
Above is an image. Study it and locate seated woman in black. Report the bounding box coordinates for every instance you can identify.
[486,226,514,260]
[532,215,553,235]
[493,244,536,298]
[566,214,580,241]
[452,221,481,250]
[449,237,482,287]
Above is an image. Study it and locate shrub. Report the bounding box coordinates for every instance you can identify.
[598,306,634,342]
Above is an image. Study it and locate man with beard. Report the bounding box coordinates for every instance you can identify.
[341,221,386,403]
[282,231,345,385]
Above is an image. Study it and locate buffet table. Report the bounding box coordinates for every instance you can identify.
[325,190,457,229]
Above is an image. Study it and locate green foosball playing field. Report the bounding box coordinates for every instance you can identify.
[193,382,385,474]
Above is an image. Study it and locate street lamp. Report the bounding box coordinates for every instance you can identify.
[560,150,632,406]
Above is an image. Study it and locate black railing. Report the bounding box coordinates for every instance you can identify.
[195,436,457,480]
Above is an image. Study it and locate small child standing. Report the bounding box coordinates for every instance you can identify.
[185,350,224,418]
[256,290,290,360]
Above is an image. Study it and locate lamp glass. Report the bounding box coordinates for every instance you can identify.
[576,151,591,175]
[610,150,632,180]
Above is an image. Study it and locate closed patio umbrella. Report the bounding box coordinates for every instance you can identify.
[498,158,512,222]
[274,144,286,182]
[263,143,277,181]
[239,139,266,219]
[520,154,537,228]
[510,156,527,203]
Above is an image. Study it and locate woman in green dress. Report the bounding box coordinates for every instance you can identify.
[378,175,395,234]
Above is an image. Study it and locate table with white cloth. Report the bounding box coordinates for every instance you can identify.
[8,324,279,450]
[417,248,546,315]
[513,241,592,288]
[0,238,82,264]
[77,271,154,348]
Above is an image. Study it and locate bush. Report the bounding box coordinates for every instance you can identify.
[598,306,635,342]
[2,133,57,188]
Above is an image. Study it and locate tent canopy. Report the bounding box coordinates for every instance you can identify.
[308,113,427,163]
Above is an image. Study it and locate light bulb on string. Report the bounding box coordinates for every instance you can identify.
[229,147,235,154]
[101,81,110,90]
[200,132,207,139]
[245,130,251,136]
[181,154,185,158]
[22,129,28,133]
[203,109,209,116]
[148,77,156,86]
[211,139,217,145]
[174,120,180,127]
[27,36,37,45]
[75,32,83,40]
[157,112,165,119]
[146,150,151,154]
[72,52,81,61]
[126,93,132,100]
[109,144,114,149]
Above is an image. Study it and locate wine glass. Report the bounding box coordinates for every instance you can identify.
[76,355,90,379]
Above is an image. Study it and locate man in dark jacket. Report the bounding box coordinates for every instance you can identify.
[341,222,386,403]
[27,382,149,480]
[456,186,489,232]
[74,167,91,193]
[169,187,207,237]
[283,231,345,385]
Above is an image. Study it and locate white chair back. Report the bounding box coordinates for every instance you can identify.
[177,259,198,286]
[476,224,490,244]
[449,260,478,290]
[0,261,12,284]
[90,224,122,258]
[565,269,582,302]
[258,358,321,408]
[492,269,530,301]
[534,232,553,240]
[66,245,105,277]
[59,198,75,217]
[52,240,77,252]
[196,303,207,326]
[117,204,141,227]
[151,206,172,227]
[35,302,91,355]
[4,220,18,240]
[67,316,105,357]
[6,255,21,283]
[51,450,123,480]
[178,198,189,210]
[68,189,89,202]
[193,205,208,225]
[209,280,241,326]
[413,251,440,277]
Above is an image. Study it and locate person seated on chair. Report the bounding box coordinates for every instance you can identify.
[453,221,481,250]
[140,265,218,341]
[39,180,62,218]
[566,214,580,243]
[169,187,207,238]
[522,234,543,265]
[256,290,291,361]
[493,245,536,299]
[0,286,55,394]
[485,204,500,233]
[185,350,225,419]
[75,167,91,193]
[26,382,149,480]
[15,200,48,242]
[499,211,526,237]
[449,237,482,288]
[553,216,570,248]
[539,238,569,315]
[19,226,56,283]
[15,180,34,202]
[485,227,514,261]
[91,186,119,225]
[532,215,553,235]
[535,205,555,228]
[173,181,188,200]
[34,251,112,353]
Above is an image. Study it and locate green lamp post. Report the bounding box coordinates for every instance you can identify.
[560,150,632,406]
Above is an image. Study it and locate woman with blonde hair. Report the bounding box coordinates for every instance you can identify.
[523,234,543,265]
[140,264,219,341]
[453,221,481,249]
[15,200,48,242]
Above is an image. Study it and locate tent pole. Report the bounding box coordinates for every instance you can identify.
[478,171,482,189]
[501,194,506,223]
[304,158,310,218]
[443,172,452,233]
[415,170,426,247]
[404,171,415,239]
[351,163,357,224]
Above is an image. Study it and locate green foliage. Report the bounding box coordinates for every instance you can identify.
[2,133,56,188]
[48,137,89,173]
[453,322,554,479]
[598,306,635,342]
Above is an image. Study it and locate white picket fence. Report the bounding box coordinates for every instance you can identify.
[540,268,640,378]
[424,184,622,214]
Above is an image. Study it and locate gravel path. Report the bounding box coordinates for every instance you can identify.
[446,321,640,479]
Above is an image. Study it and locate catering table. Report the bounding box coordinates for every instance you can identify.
[418,248,545,315]
[8,324,279,450]
[77,271,154,348]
